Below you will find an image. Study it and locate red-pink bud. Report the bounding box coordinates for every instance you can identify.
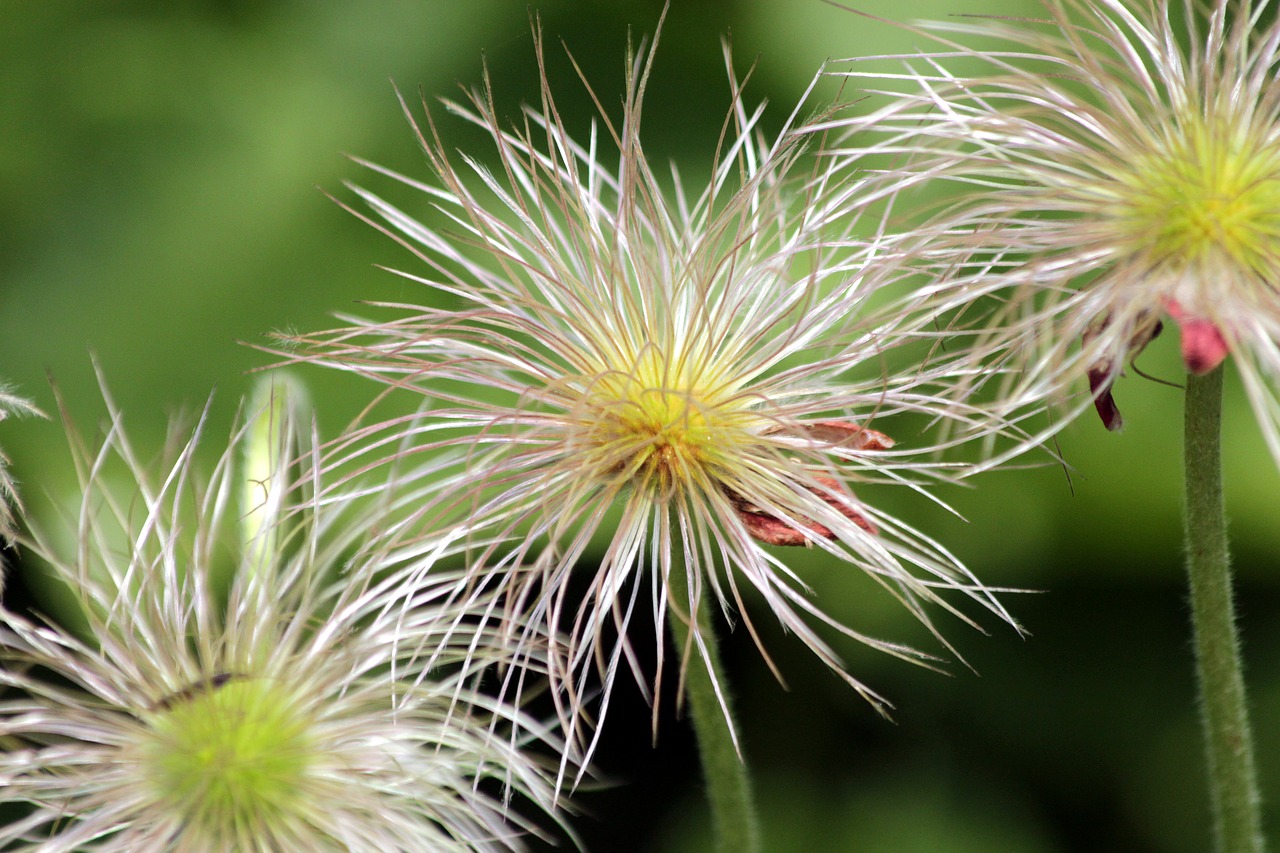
[1164,298,1229,375]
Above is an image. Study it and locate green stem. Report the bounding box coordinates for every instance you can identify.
[668,571,761,853]
[1183,367,1265,853]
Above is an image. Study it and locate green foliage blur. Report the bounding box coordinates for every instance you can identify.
[4,2,1278,850]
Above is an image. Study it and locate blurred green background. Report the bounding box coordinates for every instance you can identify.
[4,1,1279,850]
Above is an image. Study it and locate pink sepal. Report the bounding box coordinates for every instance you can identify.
[1164,298,1229,375]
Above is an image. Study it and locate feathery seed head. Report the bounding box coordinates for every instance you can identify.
[823,0,1280,451]
[0,379,576,851]
[283,14,1023,771]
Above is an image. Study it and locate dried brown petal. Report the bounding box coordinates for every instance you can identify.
[1081,311,1163,432]
[727,475,876,547]
[765,420,894,451]
[1086,366,1124,432]
[736,507,823,546]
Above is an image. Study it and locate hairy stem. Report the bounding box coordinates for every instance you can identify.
[1184,366,1265,853]
[668,571,761,853]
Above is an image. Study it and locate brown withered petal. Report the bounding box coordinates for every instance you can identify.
[765,420,894,451]
[727,475,876,547]
[1081,312,1163,432]
[736,508,822,547]
[1086,366,1125,432]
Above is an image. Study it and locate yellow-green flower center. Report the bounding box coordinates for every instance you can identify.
[1114,119,1280,276]
[140,676,314,839]
[584,346,759,498]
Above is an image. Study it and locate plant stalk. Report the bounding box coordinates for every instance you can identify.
[668,571,761,853]
[1183,366,1265,853]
